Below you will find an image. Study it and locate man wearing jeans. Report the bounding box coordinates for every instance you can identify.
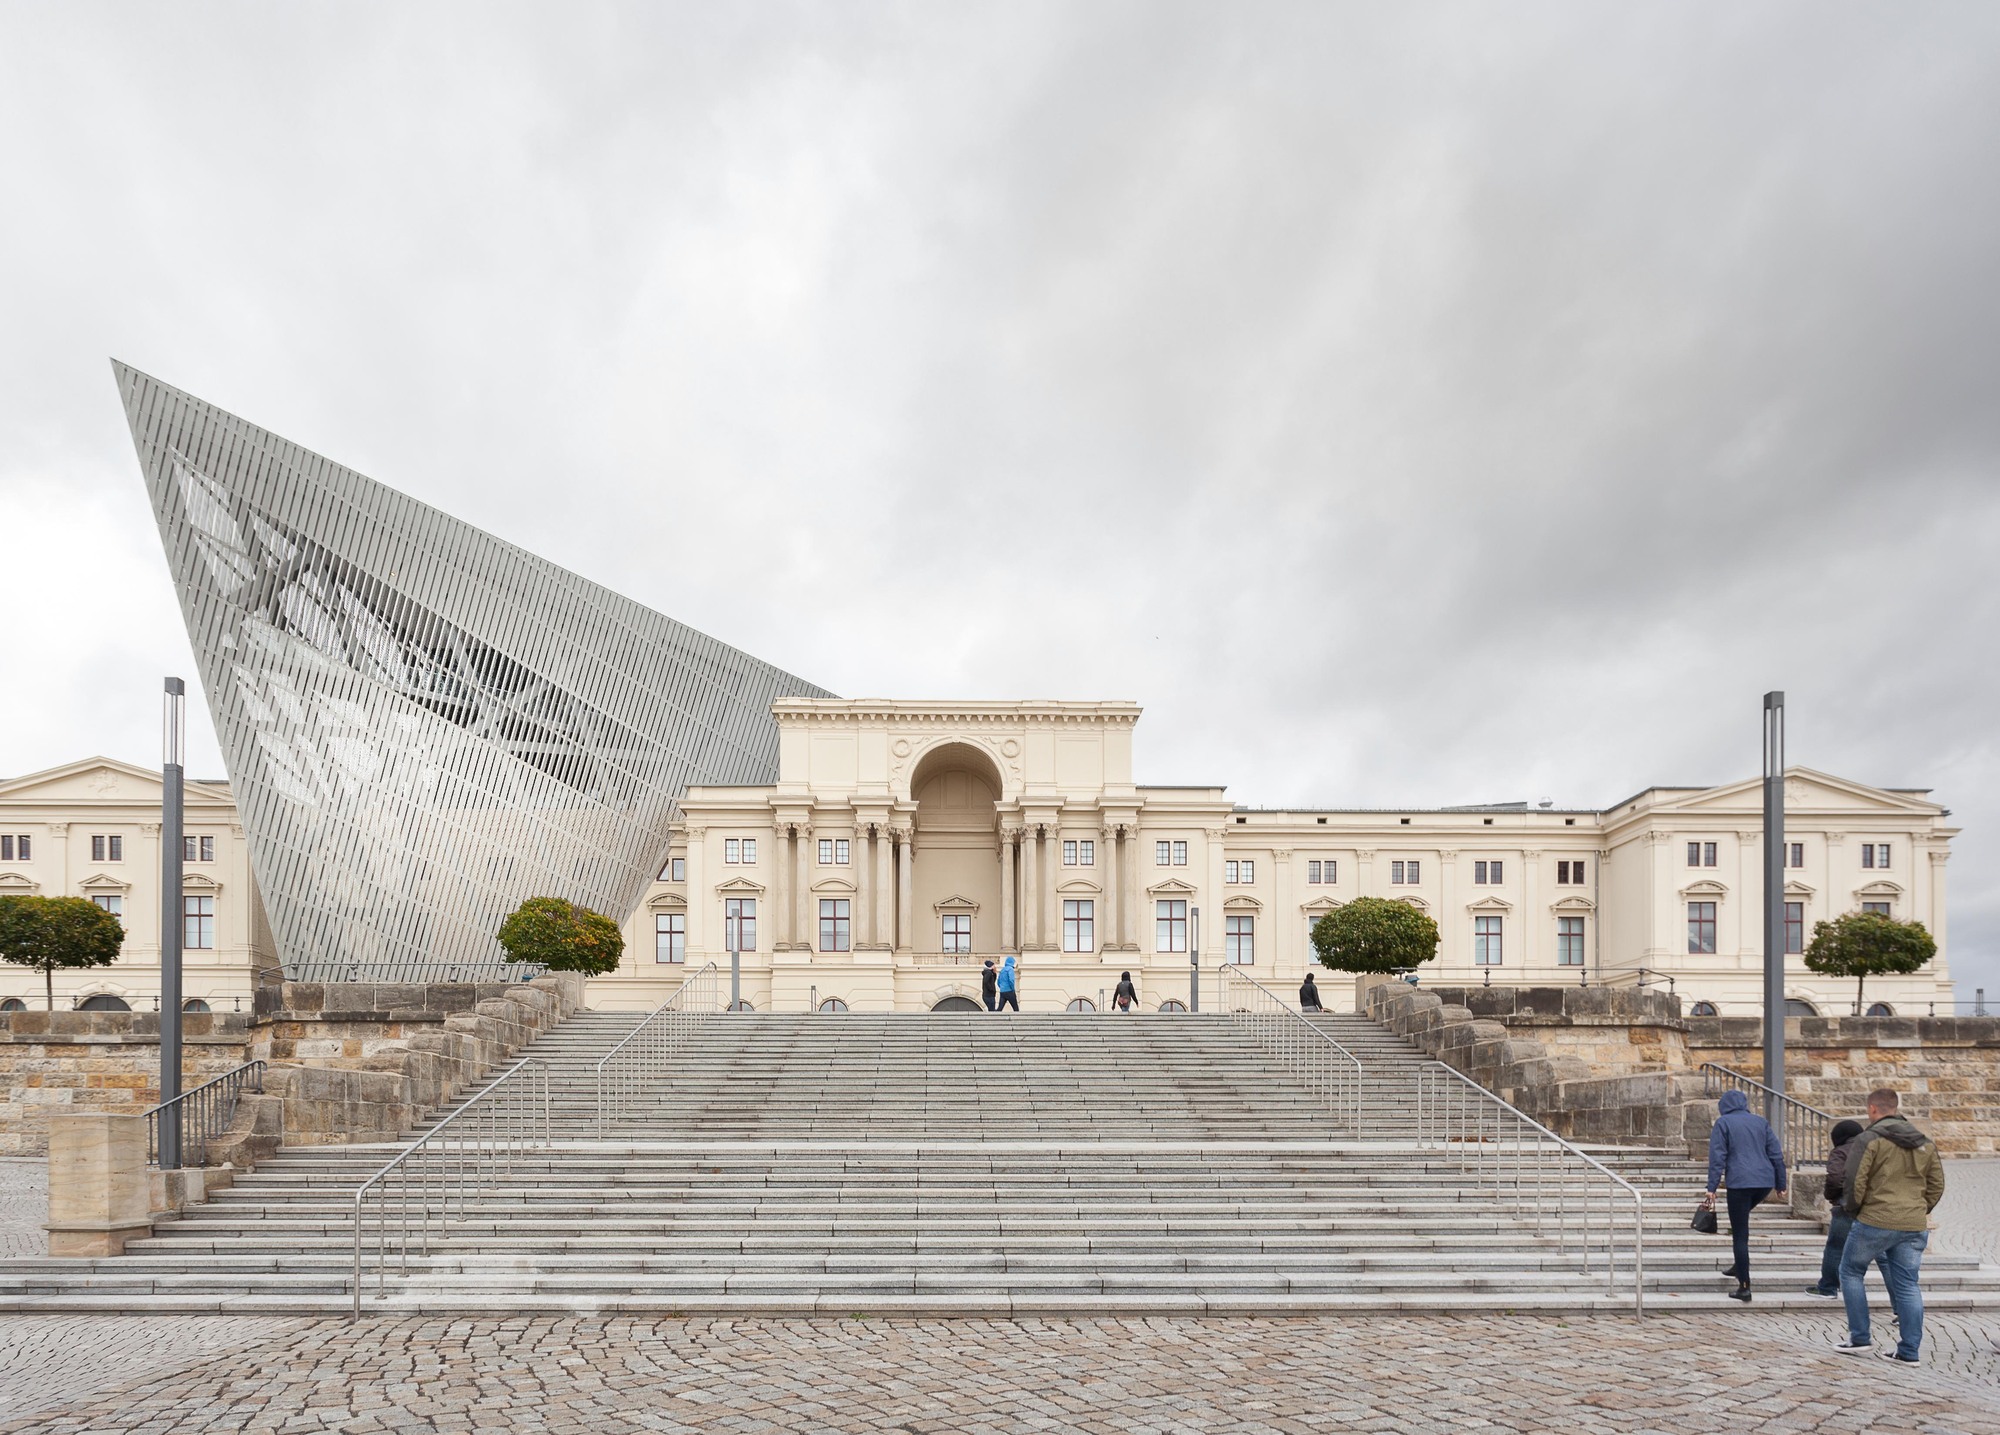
[1832,1088,1946,1364]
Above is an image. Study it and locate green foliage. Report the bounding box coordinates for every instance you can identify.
[1310,896,1440,976]
[0,895,126,1010]
[496,896,625,976]
[1804,910,1937,1014]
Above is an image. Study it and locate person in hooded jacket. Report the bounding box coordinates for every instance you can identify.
[1832,1087,1946,1363]
[980,960,998,1012]
[1299,973,1324,1012]
[1112,972,1137,1013]
[1705,1088,1788,1302]
[995,954,1020,1012]
[1807,1119,1867,1298]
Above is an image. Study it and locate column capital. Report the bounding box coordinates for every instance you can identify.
[684,825,708,840]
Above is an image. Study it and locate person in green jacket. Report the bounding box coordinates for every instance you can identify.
[1830,1088,1946,1364]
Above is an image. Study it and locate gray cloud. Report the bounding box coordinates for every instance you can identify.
[2,0,1995,996]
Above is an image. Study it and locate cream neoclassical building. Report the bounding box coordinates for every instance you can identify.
[0,705,1959,1018]
[0,758,278,1013]
[592,699,1959,1018]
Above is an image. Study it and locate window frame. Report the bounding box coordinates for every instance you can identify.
[1556,915,1585,966]
[941,912,972,954]
[819,898,851,953]
[1224,914,1254,965]
[1062,899,1094,953]
[723,897,757,953]
[1155,899,1188,953]
[1783,901,1803,955]
[1473,915,1503,966]
[655,912,686,964]
[1687,900,1717,955]
[183,894,215,950]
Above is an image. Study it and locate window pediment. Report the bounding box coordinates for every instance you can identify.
[933,895,981,914]
[1855,879,1904,898]
[182,872,222,894]
[1399,895,1430,912]
[647,892,688,912]
[1222,894,1262,911]
[1300,896,1343,916]
[1679,879,1729,899]
[78,872,132,893]
[1783,880,1816,898]
[1055,876,1101,895]
[1147,877,1197,896]
[1549,894,1595,912]
[1466,895,1512,914]
[718,876,768,896]
[0,872,38,895]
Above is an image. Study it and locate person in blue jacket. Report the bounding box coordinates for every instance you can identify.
[994,954,1020,1012]
[1703,1089,1788,1302]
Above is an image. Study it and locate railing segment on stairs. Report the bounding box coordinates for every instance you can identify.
[1212,963,1362,1136]
[351,1057,551,1318]
[1700,1062,1835,1169]
[1416,1061,1647,1313]
[595,962,722,1135]
[144,1060,266,1167]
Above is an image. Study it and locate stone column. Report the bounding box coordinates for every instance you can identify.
[772,823,791,948]
[1126,825,1143,951]
[1022,828,1039,949]
[795,823,814,951]
[1438,849,1459,970]
[1049,829,1065,952]
[873,825,892,947]
[855,826,874,949]
[1522,849,1542,970]
[897,832,915,953]
[684,827,708,957]
[1001,831,1017,951]
[1272,847,1294,975]
[46,1112,151,1256]
[1102,825,1120,954]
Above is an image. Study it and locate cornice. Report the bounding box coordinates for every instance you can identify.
[773,699,1143,727]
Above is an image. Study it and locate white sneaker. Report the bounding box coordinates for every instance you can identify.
[1832,1337,1874,1355]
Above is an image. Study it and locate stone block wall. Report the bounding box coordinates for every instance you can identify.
[1687,1015,2000,1155]
[1422,984,1691,1074]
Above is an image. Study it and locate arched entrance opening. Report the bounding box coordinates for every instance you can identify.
[78,994,131,1012]
[931,995,982,1013]
[910,743,1004,957]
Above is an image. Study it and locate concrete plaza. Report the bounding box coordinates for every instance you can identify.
[5,1156,2000,1433]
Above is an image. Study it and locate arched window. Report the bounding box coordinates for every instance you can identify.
[1784,997,1820,1018]
[1689,1001,1718,1017]
[182,998,211,1014]
[0,998,26,1013]
[1065,997,1096,1012]
[728,999,755,1013]
[78,994,131,1012]
[930,995,981,1013]
[817,998,849,1013]
[1158,999,1188,1013]
[1866,1002,1895,1017]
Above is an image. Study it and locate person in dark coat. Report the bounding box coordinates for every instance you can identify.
[980,960,998,1012]
[1299,973,1324,1012]
[1112,972,1138,1013]
[1704,1089,1788,1301]
[1808,1119,1867,1297]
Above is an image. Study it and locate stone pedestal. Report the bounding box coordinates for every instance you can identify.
[45,1112,152,1257]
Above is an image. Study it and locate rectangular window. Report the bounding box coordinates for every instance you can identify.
[724,898,757,953]
[0,835,25,861]
[1687,901,1717,955]
[655,913,686,964]
[1784,901,1803,955]
[1225,914,1254,965]
[1063,840,1078,866]
[1063,899,1094,953]
[1556,915,1584,966]
[1474,915,1503,966]
[724,838,741,864]
[183,835,215,863]
[833,839,847,865]
[1786,843,1804,869]
[1556,860,1585,885]
[1862,843,1889,869]
[1078,840,1094,866]
[819,898,850,952]
[91,893,123,917]
[92,835,123,863]
[1157,841,1172,866]
[1473,860,1503,885]
[183,895,215,950]
[1862,901,1892,917]
[1311,859,1337,885]
[941,913,972,953]
[1173,841,1188,866]
[1225,860,1255,884]
[1155,899,1188,953]
[743,838,757,864]
[1688,841,1718,867]
[1391,860,1421,885]
[658,856,686,882]
[819,838,833,864]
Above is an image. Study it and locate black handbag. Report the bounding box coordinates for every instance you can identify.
[1691,1201,1719,1235]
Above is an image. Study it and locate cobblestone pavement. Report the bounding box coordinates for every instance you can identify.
[0,1162,43,1260]
[2,1313,2000,1434]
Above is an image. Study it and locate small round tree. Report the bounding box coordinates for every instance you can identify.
[1804,910,1937,1016]
[0,895,126,1011]
[1311,897,1441,979]
[496,896,625,977]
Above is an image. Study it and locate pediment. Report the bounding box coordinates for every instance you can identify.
[1679,878,1729,899]
[1653,767,1939,818]
[1549,894,1595,912]
[77,872,132,893]
[717,876,768,895]
[1300,896,1343,915]
[1466,895,1513,913]
[1398,895,1430,912]
[0,871,38,895]
[1783,880,1815,898]
[1055,876,1101,895]
[933,894,980,913]
[182,872,223,894]
[1222,894,1262,911]
[647,891,687,912]
[807,875,854,894]
[1855,879,1904,898]
[1147,877,1198,896]
[0,756,234,807]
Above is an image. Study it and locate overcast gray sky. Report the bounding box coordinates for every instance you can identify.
[2,2,1995,997]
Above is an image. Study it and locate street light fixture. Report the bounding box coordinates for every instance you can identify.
[159,677,186,1170]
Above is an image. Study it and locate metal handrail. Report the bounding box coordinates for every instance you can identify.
[594,962,721,1135]
[143,1060,266,1167]
[284,960,547,984]
[1700,1062,1835,1172]
[1416,1061,1647,1313]
[1212,963,1363,1136]
[351,1057,551,1319]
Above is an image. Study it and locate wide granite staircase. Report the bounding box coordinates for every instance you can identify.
[4,1008,1997,1315]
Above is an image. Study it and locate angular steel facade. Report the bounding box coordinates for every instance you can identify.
[114,362,832,972]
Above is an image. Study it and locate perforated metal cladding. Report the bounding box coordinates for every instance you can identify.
[114,362,831,972]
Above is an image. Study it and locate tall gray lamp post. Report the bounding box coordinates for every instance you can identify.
[1762,691,1786,1120]
[1189,906,1200,1013]
[158,677,186,1170]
